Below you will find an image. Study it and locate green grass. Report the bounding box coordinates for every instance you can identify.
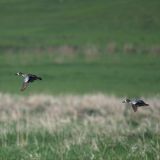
[0,0,160,48]
[0,0,160,96]
[0,125,159,160]
[0,53,160,96]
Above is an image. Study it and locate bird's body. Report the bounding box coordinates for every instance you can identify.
[16,72,42,91]
[122,99,149,112]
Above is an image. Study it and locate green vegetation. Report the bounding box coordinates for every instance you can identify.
[0,53,160,96]
[0,124,159,160]
[0,0,160,48]
[0,0,160,96]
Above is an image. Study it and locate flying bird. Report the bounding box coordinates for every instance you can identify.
[122,99,149,112]
[15,72,42,91]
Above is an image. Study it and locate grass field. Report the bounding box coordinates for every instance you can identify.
[0,0,160,48]
[0,0,160,96]
[0,53,160,96]
[0,0,160,159]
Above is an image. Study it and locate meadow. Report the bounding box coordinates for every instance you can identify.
[0,0,160,48]
[0,52,160,97]
[0,0,160,96]
[0,0,160,159]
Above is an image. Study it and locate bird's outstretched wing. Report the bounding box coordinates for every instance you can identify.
[28,74,42,82]
[136,100,149,106]
[132,105,138,112]
[20,82,29,91]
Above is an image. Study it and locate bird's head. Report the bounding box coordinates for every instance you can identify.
[15,72,23,76]
[122,99,131,103]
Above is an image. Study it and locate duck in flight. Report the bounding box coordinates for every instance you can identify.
[16,72,42,91]
[122,99,149,112]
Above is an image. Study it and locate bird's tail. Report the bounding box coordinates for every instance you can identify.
[37,77,42,80]
[144,103,149,106]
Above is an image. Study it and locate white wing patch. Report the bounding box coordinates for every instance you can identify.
[24,76,29,83]
[132,101,137,105]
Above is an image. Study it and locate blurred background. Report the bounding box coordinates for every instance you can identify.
[0,0,160,159]
[0,0,160,96]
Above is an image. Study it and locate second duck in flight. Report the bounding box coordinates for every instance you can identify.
[122,98,149,112]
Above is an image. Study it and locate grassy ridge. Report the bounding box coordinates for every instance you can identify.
[0,0,160,48]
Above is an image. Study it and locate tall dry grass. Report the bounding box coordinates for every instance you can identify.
[0,92,160,159]
[0,92,159,135]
